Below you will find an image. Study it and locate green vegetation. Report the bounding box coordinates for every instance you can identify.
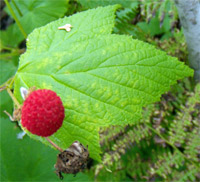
[1,0,199,181]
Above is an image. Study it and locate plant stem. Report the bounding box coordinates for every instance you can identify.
[146,123,199,168]
[4,0,27,39]
[1,45,13,51]
[7,76,15,88]
[3,110,14,121]
[12,0,23,17]
[0,76,15,92]
[7,88,21,108]
[1,45,23,52]
[45,137,64,152]
[0,86,7,92]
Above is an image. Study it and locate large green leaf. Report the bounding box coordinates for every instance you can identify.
[14,5,193,161]
[1,0,69,47]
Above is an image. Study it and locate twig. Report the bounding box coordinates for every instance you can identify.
[3,110,14,121]
[0,76,15,91]
[0,86,7,92]
[6,88,21,108]
[45,137,63,152]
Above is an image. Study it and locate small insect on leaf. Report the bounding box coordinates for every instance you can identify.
[54,141,89,179]
[58,24,72,32]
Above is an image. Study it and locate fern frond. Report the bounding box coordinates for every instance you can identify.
[185,128,200,163]
[111,124,151,152]
[94,83,200,181]
[95,124,153,178]
[100,125,126,147]
[139,0,178,29]
[124,140,171,180]
[150,151,184,179]
[168,117,189,146]
[172,165,200,182]
[114,1,142,38]
[150,83,200,180]
[102,124,151,166]
[100,104,154,148]
[168,83,200,147]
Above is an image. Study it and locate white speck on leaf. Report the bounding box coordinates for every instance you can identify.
[20,87,28,100]
[58,24,72,32]
[17,130,26,139]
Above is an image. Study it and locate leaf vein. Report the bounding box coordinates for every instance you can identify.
[50,75,135,116]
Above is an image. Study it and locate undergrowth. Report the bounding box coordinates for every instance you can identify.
[1,1,199,181]
[90,78,200,181]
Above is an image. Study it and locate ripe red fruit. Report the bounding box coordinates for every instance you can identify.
[21,89,65,137]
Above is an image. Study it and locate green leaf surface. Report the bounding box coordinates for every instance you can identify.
[1,0,69,47]
[0,24,24,47]
[0,90,12,118]
[0,60,17,85]
[0,118,91,181]
[14,5,193,161]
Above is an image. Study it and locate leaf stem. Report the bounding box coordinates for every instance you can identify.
[12,0,23,17]
[45,137,64,152]
[6,88,21,108]
[1,45,13,51]
[1,45,22,52]
[4,0,27,39]
[0,76,15,92]
[7,76,15,88]
[146,123,199,168]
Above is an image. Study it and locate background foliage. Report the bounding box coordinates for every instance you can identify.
[0,0,199,181]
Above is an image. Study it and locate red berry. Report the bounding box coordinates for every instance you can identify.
[21,89,65,137]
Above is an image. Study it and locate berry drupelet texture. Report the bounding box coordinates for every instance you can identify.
[21,89,65,137]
